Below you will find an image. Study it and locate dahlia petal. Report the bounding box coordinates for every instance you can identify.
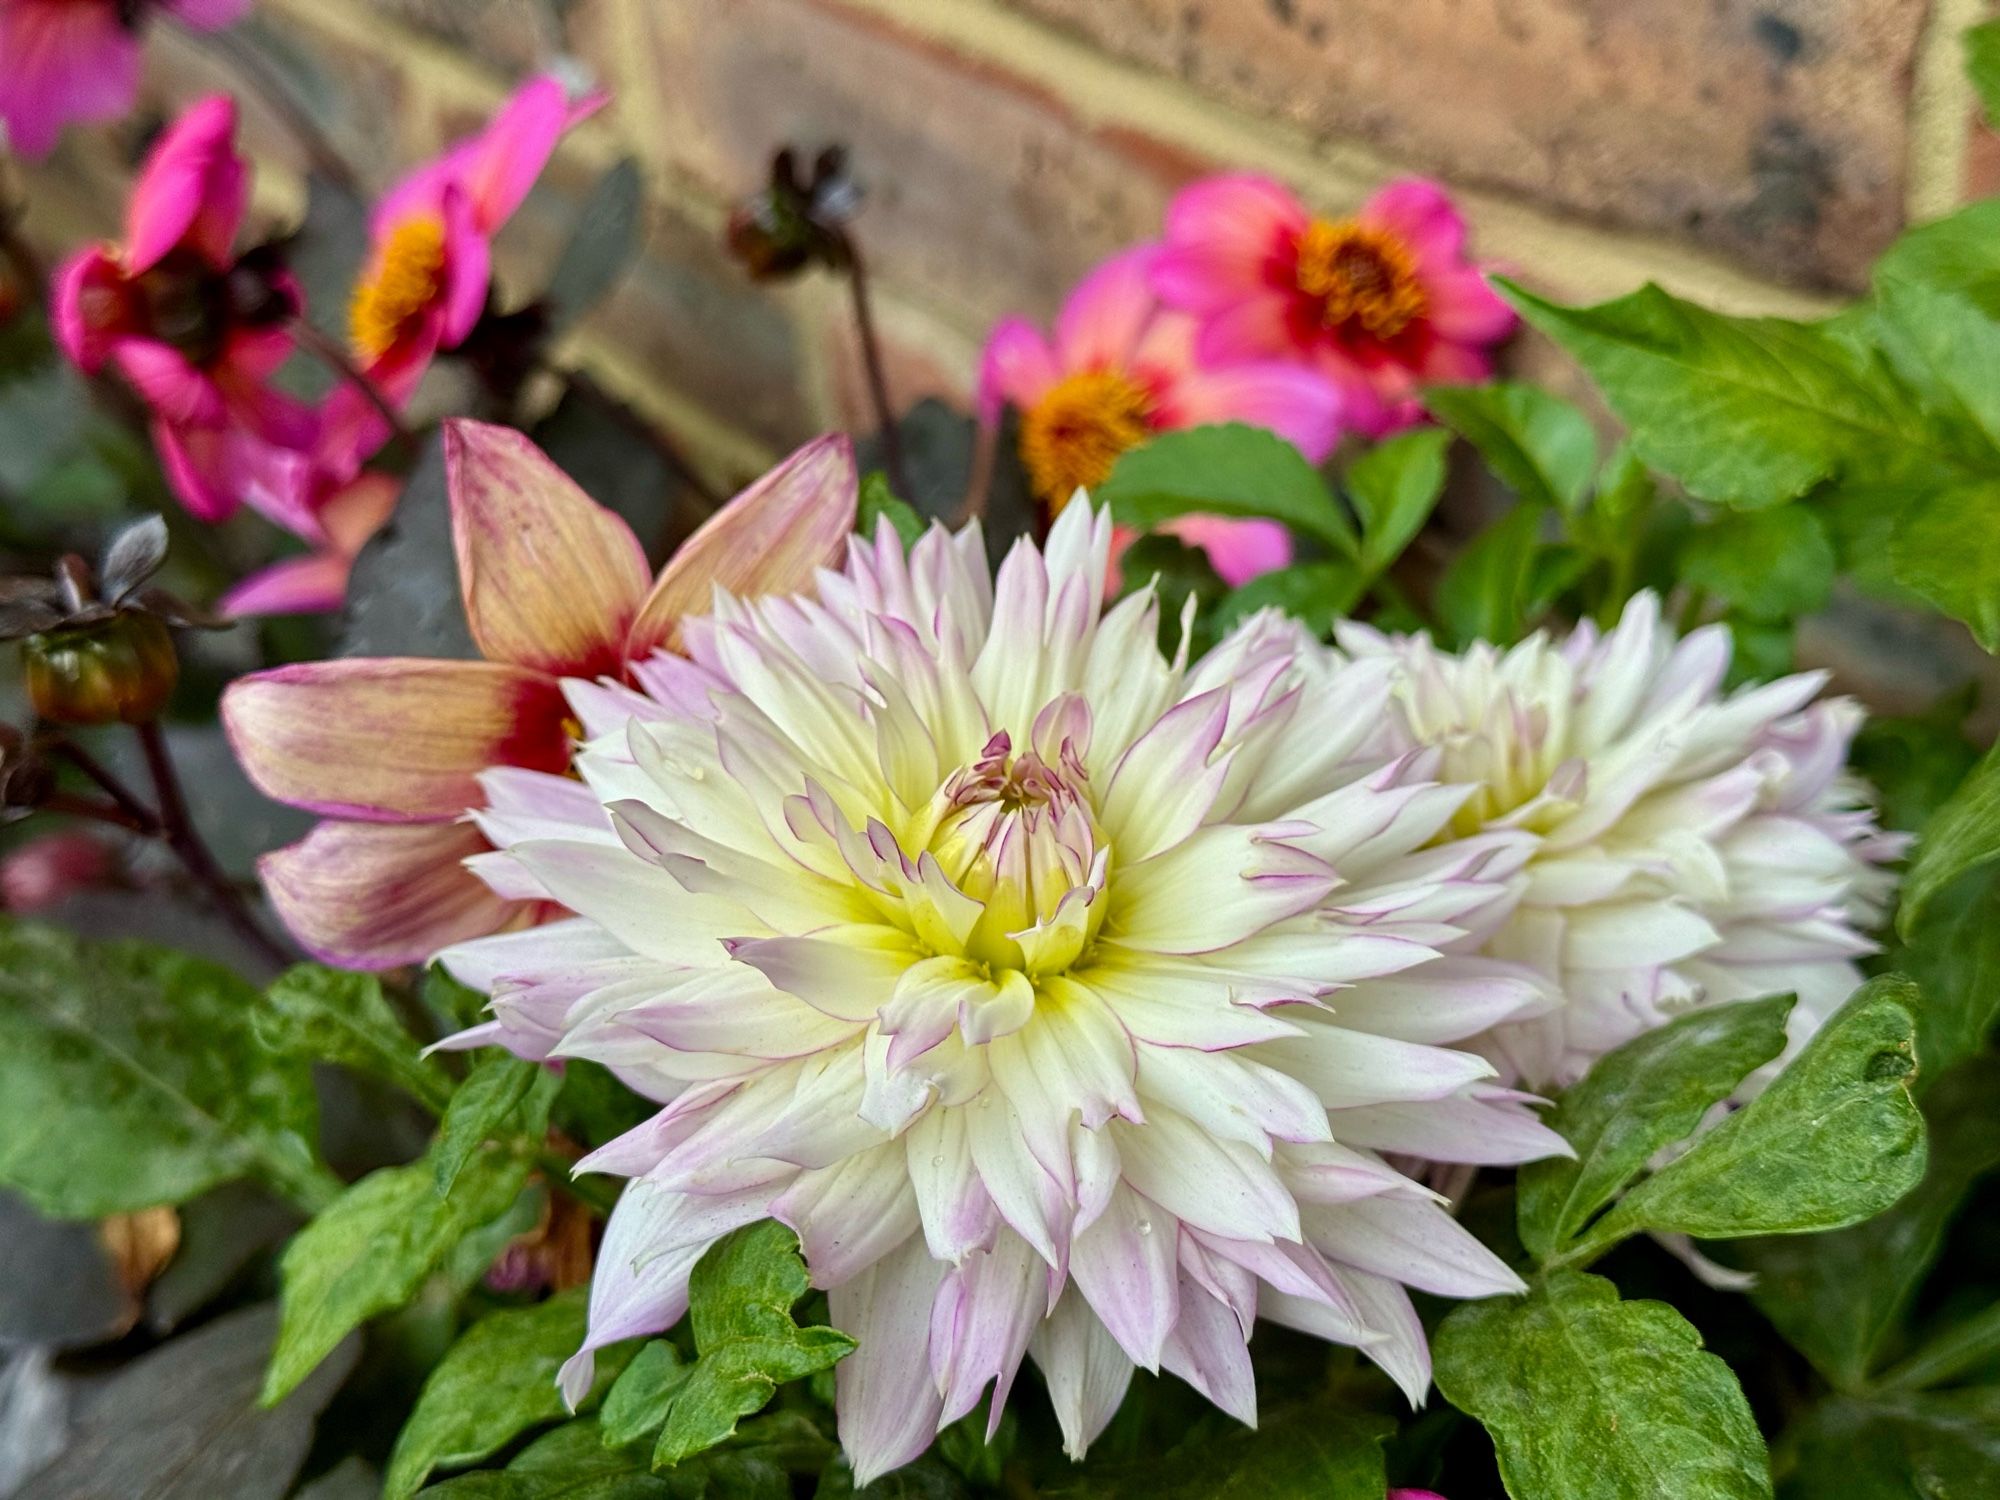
[219,553,351,617]
[1067,1183,1177,1368]
[259,820,517,969]
[163,0,254,25]
[833,1236,952,1485]
[1423,267,1516,342]
[126,95,245,272]
[1255,1026,1495,1109]
[977,317,1059,422]
[1155,174,1307,315]
[1161,516,1295,589]
[1100,688,1232,863]
[629,435,858,657]
[928,1232,1044,1427]
[1361,178,1467,264]
[1329,1089,1569,1166]
[438,914,634,991]
[224,659,569,820]
[772,1143,921,1286]
[1114,1112,1299,1245]
[0,0,140,158]
[1166,362,1345,465]
[731,929,918,1023]
[1562,900,1720,971]
[1137,1046,1329,1152]
[1030,1291,1136,1460]
[1111,824,1337,955]
[1054,245,1163,372]
[461,75,601,231]
[1322,958,1553,1045]
[442,419,650,676]
[1303,1197,1525,1299]
[967,1089,1069,1267]
[906,1109,1002,1264]
[1159,1268,1258,1427]
[506,838,741,964]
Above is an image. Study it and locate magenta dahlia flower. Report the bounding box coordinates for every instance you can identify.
[434,501,1566,1479]
[1340,593,1903,1089]
[980,245,1343,586]
[0,0,247,159]
[1153,175,1515,437]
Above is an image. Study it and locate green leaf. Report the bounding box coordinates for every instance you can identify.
[1782,1388,2000,1500]
[599,1341,692,1450]
[1500,279,1963,513]
[1424,381,1597,514]
[1434,502,1544,646]
[857,472,926,549]
[264,1146,537,1405]
[1970,18,2000,125]
[1899,731,2000,936]
[1517,995,1793,1262]
[1680,508,1836,621]
[1892,865,2000,1083]
[1565,977,1926,1262]
[546,157,645,333]
[1072,1394,1390,1498]
[1211,561,1366,637]
[1890,479,2000,650]
[1434,1270,1772,1500]
[1345,426,1451,571]
[384,1290,635,1498]
[434,1056,562,1199]
[653,1220,856,1468]
[260,964,453,1112]
[1098,423,1357,558]
[1731,1053,2000,1389]
[0,919,326,1218]
[419,1414,831,1499]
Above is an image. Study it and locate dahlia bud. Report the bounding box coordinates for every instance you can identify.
[725,145,859,282]
[23,612,179,725]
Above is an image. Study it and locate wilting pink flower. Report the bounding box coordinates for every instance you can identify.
[0,0,248,159]
[224,419,858,967]
[435,501,1566,1480]
[1154,176,1515,437]
[1341,593,1902,1089]
[51,94,315,521]
[220,470,400,617]
[981,246,1342,587]
[0,830,113,911]
[322,76,599,473]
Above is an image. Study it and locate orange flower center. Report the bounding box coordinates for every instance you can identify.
[349,215,447,360]
[1293,218,1427,340]
[1019,368,1156,512]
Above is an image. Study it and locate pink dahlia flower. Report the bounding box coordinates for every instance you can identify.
[219,470,401,617]
[981,245,1343,587]
[0,0,248,159]
[324,76,599,472]
[1340,592,1903,1089]
[1153,175,1515,437]
[224,419,857,967]
[434,500,1567,1480]
[51,94,316,521]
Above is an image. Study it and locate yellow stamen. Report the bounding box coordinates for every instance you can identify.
[1293,218,1428,340]
[1018,368,1155,512]
[349,215,447,361]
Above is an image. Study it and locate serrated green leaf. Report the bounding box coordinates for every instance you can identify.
[434,1056,562,1199]
[261,964,452,1112]
[264,1147,536,1405]
[1518,995,1793,1261]
[1564,977,1925,1262]
[1731,1053,2000,1389]
[1434,1270,1772,1500]
[0,919,327,1219]
[1425,381,1597,515]
[599,1341,692,1450]
[1211,561,1365,637]
[384,1291,637,1498]
[1681,508,1835,621]
[1097,423,1357,557]
[1067,1394,1389,1498]
[1345,426,1451,571]
[1434,502,1544,646]
[653,1221,855,1468]
[1781,1388,2000,1500]
[858,472,926,549]
[1899,731,2000,936]
[419,1414,830,1499]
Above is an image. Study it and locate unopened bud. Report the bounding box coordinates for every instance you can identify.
[24,613,179,725]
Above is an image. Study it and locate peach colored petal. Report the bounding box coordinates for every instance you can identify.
[260,819,522,968]
[223,658,569,821]
[445,419,650,677]
[628,434,858,656]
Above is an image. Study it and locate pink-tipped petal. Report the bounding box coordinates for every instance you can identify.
[49,247,123,371]
[223,658,572,821]
[1055,245,1164,373]
[1166,362,1346,463]
[978,317,1059,423]
[0,0,141,160]
[259,820,520,969]
[117,342,224,427]
[1362,177,1467,264]
[628,434,859,656]
[220,553,352,617]
[151,417,240,522]
[125,95,245,272]
[461,75,588,230]
[445,419,651,677]
[1154,174,1305,313]
[162,0,253,26]
[436,185,491,351]
[1422,268,1518,343]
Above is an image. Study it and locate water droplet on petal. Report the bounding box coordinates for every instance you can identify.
[1137,1219,1153,1236]
[930,1155,945,1167]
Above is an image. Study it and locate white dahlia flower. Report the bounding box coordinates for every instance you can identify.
[1340,593,1903,1091]
[438,502,1568,1481]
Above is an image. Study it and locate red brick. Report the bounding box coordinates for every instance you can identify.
[595,0,1193,335]
[1004,0,1926,291]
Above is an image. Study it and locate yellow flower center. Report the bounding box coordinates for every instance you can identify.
[1018,368,1156,513]
[1293,218,1428,340]
[349,215,447,361]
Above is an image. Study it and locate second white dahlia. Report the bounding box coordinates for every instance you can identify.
[440,503,1565,1480]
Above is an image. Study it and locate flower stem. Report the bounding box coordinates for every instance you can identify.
[292,318,415,455]
[190,24,364,199]
[1876,1298,2000,1393]
[959,416,999,524]
[830,228,911,499]
[132,719,293,972]
[48,736,162,833]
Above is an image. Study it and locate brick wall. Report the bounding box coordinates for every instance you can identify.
[14,0,2000,706]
